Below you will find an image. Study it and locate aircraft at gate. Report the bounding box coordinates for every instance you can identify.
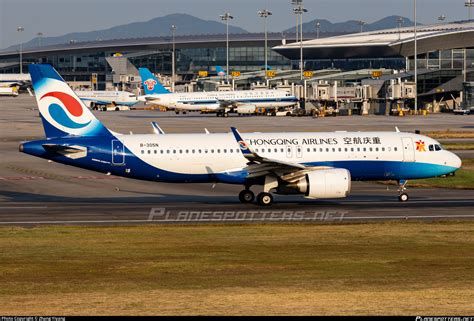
[137,68,298,116]
[21,65,461,206]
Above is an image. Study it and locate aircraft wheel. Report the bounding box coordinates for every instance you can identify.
[239,190,255,204]
[398,193,409,202]
[257,192,273,206]
[223,112,229,118]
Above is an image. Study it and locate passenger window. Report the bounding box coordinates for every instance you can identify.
[394,147,398,151]
[141,150,144,154]
[307,148,310,152]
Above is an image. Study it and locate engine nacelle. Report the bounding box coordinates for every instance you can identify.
[277,168,351,199]
[236,104,256,114]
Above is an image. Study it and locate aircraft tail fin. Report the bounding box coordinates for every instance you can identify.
[138,68,170,95]
[216,66,226,77]
[28,64,112,139]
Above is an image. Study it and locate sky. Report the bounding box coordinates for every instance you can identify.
[0,0,469,49]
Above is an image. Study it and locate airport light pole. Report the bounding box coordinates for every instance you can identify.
[397,17,404,40]
[37,32,43,48]
[358,20,366,33]
[316,21,321,39]
[171,24,176,92]
[293,4,307,80]
[414,0,418,114]
[17,26,24,74]
[220,12,233,82]
[258,9,272,79]
[466,0,474,20]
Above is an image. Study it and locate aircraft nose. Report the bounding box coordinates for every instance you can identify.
[449,152,462,170]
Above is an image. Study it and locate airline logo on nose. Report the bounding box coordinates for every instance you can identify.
[144,79,157,90]
[415,140,426,152]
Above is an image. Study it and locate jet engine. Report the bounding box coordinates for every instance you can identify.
[276,168,351,199]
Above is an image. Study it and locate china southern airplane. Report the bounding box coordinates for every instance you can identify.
[21,65,462,206]
[138,68,298,116]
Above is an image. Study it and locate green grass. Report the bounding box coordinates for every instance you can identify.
[443,142,474,151]
[411,158,474,189]
[426,131,474,139]
[0,222,474,315]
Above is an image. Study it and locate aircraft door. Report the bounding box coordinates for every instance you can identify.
[402,137,415,162]
[112,140,125,165]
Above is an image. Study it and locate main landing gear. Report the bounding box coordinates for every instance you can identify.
[239,177,277,206]
[398,180,409,202]
[238,189,274,206]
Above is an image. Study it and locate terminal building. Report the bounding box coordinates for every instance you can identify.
[0,33,304,90]
[274,21,474,112]
[1,20,473,112]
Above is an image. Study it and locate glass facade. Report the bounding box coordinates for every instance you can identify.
[408,49,474,72]
[0,44,292,89]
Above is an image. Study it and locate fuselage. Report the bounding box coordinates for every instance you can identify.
[141,90,298,111]
[21,131,461,185]
[76,90,139,107]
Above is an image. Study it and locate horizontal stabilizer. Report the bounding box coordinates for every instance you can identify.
[42,144,87,159]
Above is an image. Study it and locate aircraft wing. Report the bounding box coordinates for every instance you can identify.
[230,127,331,182]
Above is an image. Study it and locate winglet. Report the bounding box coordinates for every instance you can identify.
[151,122,165,135]
[230,127,253,156]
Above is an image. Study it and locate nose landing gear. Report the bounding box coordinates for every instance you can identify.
[398,180,409,202]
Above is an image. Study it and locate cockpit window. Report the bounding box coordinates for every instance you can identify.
[429,145,434,152]
[435,144,442,151]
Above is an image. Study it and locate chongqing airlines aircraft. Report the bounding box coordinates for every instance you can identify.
[137,67,298,116]
[21,64,462,206]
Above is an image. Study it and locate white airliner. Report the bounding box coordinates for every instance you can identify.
[21,65,462,206]
[138,68,298,116]
[0,73,31,87]
[76,90,139,110]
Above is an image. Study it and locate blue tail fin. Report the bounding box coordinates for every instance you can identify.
[138,68,170,95]
[29,64,111,138]
[216,66,226,77]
